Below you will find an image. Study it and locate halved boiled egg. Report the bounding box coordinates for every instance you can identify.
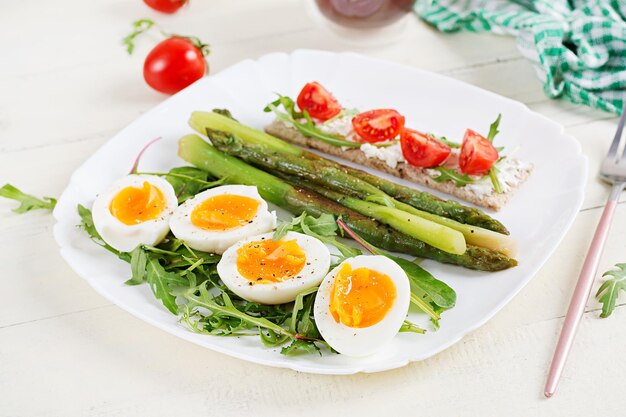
[217,231,331,304]
[169,185,277,254]
[92,174,178,252]
[314,255,410,357]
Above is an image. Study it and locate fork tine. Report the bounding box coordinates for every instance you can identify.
[610,101,626,163]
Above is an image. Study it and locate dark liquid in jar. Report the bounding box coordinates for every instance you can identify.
[314,0,415,29]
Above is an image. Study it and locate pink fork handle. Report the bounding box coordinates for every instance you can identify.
[544,196,619,398]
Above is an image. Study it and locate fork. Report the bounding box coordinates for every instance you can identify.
[544,104,626,398]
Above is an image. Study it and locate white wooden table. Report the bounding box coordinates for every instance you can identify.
[2,1,625,416]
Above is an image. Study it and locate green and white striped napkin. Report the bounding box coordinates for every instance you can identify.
[415,0,626,114]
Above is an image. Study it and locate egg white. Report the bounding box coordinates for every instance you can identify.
[217,231,331,305]
[169,185,276,254]
[91,174,178,253]
[314,255,410,357]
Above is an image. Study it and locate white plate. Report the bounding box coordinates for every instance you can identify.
[52,50,587,374]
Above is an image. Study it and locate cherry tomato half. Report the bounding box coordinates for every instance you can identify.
[296,82,342,121]
[143,0,187,14]
[400,129,451,168]
[458,129,499,175]
[352,109,405,143]
[143,37,206,94]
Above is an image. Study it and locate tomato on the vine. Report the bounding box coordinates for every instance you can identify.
[143,37,206,94]
[144,0,188,14]
[458,129,499,175]
[400,129,451,168]
[296,82,342,121]
[123,19,210,95]
[352,109,405,143]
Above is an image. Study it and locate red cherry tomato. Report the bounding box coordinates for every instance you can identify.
[143,0,187,13]
[143,37,206,94]
[352,109,405,143]
[458,129,499,175]
[296,82,342,121]
[400,129,451,168]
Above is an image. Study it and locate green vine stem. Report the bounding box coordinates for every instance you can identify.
[122,18,211,56]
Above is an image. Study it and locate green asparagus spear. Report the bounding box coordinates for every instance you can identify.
[391,199,516,257]
[189,110,301,156]
[178,134,517,271]
[189,110,508,234]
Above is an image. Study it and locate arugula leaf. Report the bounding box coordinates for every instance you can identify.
[77,204,99,240]
[432,131,503,152]
[182,282,294,344]
[126,246,148,285]
[430,307,443,330]
[264,95,303,119]
[488,167,503,194]
[177,288,307,349]
[487,114,502,143]
[138,166,225,203]
[182,296,255,337]
[275,212,361,259]
[281,339,321,356]
[484,114,505,192]
[433,167,476,187]
[433,135,460,149]
[389,253,454,327]
[296,295,318,337]
[389,255,456,310]
[282,290,329,356]
[399,320,426,334]
[146,256,189,314]
[272,221,293,241]
[371,139,399,148]
[298,215,361,259]
[595,263,626,318]
[77,205,127,259]
[236,298,291,325]
[265,95,360,148]
[272,212,308,241]
[0,184,56,213]
[167,167,225,203]
[300,212,339,236]
[289,286,318,334]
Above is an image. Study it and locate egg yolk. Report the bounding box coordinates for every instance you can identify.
[329,263,396,328]
[191,194,260,231]
[236,238,306,284]
[109,181,166,225]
